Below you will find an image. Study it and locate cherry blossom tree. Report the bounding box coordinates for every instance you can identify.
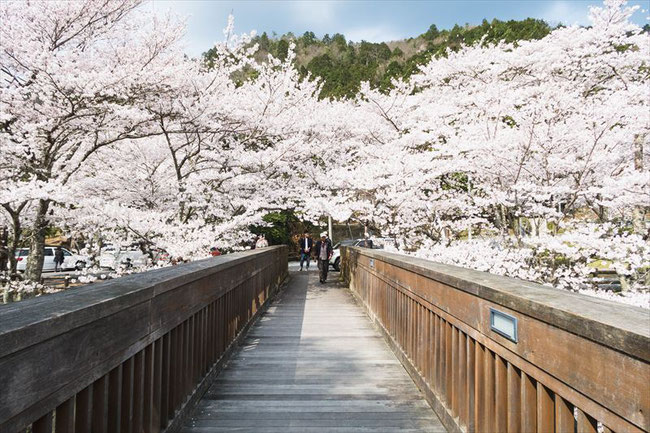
[55,27,326,261]
[1,0,646,307]
[342,0,649,298]
[1,0,190,280]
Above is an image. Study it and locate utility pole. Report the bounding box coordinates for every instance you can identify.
[328,215,333,244]
[467,174,472,242]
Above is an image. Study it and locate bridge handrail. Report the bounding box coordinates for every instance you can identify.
[341,246,649,433]
[0,246,287,433]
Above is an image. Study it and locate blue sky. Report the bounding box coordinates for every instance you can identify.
[150,0,650,56]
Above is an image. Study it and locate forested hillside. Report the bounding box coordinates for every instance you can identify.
[205,18,553,98]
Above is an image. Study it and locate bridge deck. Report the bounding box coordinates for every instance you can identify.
[182,266,446,432]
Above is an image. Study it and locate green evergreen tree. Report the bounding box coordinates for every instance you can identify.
[276,39,289,61]
[203,16,553,99]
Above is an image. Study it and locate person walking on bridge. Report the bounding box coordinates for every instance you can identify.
[255,235,269,249]
[299,231,313,271]
[314,232,333,284]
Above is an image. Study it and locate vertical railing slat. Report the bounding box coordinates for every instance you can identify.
[153,337,163,431]
[184,317,192,397]
[425,308,432,386]
[556,395,575,433]
[131,350,144,433]
[120,357,134,433]
[169,327,178,422]
[55,397,75,433]
[484,349,495,432]
[76,384,93,433]
[495,355,508,433]
[177,321,185,410]
[506,362,521,433]
[32,412,52,433]
[458,330,468,429]
[418,304,424,373]
[521,371,537,433]
[107,366,122,433]
[466,336,476,433]
[91,375,107,433]
[474,342,485,432]
[576,408,598,433]
[451,326,459,417]
[445,321,453,408]
[537,382,555,433]
[143,344,154,433]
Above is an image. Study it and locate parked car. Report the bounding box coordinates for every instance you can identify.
[329,238,386,272]
[15,247,88,272]
[99,245,150,270]
[153,249,171,266]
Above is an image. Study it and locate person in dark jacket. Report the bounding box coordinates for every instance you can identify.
[314,232,333,283]
[54,246,65,272]
[0,245,8,274]
[298,232,313,271]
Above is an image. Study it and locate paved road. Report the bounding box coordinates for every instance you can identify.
[182,267,446,432]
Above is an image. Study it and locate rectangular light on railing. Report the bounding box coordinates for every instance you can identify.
[490,308,518,343]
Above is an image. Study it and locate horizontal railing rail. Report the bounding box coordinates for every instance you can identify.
[341,246,649,433]
[0,246,288,433]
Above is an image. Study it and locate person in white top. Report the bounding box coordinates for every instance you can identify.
[314,232,333,283]
[255,235,269,249]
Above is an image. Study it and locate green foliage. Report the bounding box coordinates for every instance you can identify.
[276,39,289,61]
[502,115,518,128]
[204,17,552,99]
[441,172,470,193]
[423,24,440,41]
[249,210,318,249]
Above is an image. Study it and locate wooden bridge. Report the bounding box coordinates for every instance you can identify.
[0,246,648,433]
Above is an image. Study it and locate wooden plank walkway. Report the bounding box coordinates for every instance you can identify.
[182,266,447,432]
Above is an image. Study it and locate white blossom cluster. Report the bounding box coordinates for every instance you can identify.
[1,0,648,307]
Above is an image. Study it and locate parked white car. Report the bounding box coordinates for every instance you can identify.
[15,247,88,272]
[329,238,389,272]
[99,246,150,270]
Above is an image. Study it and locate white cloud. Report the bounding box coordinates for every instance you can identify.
[540,1,591,26]
[344,25,403,43]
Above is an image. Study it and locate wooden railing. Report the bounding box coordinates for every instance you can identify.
[0,246,287,433]
[341,247,649,433]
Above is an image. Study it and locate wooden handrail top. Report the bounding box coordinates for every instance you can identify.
[0,247,284,360]
[347,247,649,362]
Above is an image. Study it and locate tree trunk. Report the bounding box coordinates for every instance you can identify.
[619,274,630,292]
[537,218,550,236]
[25,199,50,282]
[632,134,645,235]
[500,205,508,236]
[512,214,523,244]
[8,212,21,275]
[2,203,26,275]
